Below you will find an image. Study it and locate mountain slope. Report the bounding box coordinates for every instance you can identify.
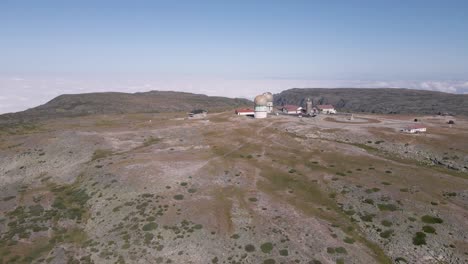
[274,88,468,115]
[0,91,252,124]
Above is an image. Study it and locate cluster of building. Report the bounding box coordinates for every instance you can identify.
[235,94,337,118]
[232,93,428,134]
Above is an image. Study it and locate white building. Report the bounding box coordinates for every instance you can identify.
[402,124,427,133]
[317,105,337,114]
[254,95,268,119]
[281,105,303,114]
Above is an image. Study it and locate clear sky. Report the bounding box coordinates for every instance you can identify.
[0,0,467,113]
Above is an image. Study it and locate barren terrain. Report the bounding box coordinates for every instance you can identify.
[0,112,467,264]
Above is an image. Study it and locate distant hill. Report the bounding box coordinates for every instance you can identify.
[0,91,252,124]
[274,88,468,115]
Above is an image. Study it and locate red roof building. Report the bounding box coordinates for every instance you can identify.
[281,105,302,114]
[317,105,334,110]
[235,108,255,116]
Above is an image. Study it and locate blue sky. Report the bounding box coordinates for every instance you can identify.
[0,0,467,113]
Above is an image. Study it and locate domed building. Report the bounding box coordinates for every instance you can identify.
[254,94,268,119]
[263,92,274,113]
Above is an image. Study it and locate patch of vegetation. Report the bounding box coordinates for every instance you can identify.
[263,259,276,264]
[365,188,380,194]
[377,203,398,211]
[422,226,436,234]
[363,198,374,205]
[288,169,296,174]
[91,149,113,161]
[173,194,184,200]
[260,242,273,253]
[399,188,409,192]
[343,237,355,244]
[244,244,255,252]
[443,192,456,197]
[421,215,443,224]
[381,220,393,227]
[248,197,258,202]
[380,229,394,239]
[335,247,347,254]
[412,232,426,245]
[142,222,158,231]
[279,249,288,256]
[360,213,375,222]
[142,136,161,147]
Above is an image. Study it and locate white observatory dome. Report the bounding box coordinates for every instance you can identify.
[263,92,273,103]
[254,95,268,106]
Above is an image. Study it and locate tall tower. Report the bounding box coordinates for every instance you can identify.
[306,98,313,115]
[263,92,274,113]
[254,95,268,119]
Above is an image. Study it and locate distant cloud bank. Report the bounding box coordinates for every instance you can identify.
[0,76,467,114]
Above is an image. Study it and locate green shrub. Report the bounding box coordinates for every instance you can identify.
[173,195,184,200]
[381,220,392,227]
[263,259,276,264]
[257,242,273,253]
[343,237,355,244]
[422,226,436,234]
[245,244,255,252]
[335,247,347,254]
[421,215,443,224]
[279,249,288,256]
[360,213,375,222]
[380,229,394,238]
[412,232,426,245]
[142,222,158,231]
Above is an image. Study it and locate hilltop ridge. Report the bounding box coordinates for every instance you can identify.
[274,88,468,115]
[0,90,251,124]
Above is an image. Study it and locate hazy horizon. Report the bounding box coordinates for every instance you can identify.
[1,1,467,113]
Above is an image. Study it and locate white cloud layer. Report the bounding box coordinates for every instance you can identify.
[0,76,467,114]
